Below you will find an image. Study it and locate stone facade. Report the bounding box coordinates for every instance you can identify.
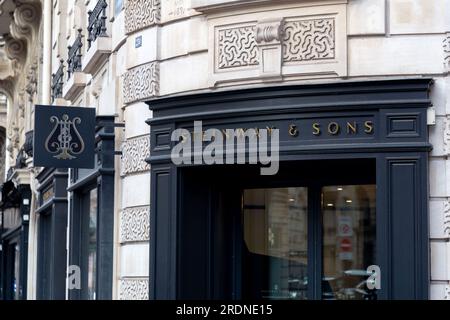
[0,0,449,300]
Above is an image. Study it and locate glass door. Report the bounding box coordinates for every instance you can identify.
[240,184,376,300]
[242,188,308,300]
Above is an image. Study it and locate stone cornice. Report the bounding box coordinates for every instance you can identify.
[192,0,348,13]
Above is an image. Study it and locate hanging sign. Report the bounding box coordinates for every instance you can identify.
[34,105,96,169]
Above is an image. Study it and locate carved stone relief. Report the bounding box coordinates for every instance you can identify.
[120,135,151,175]
[444,115,450,156]
[120,206,150,243]
[119,279,149,300]
[217,25,259,70]
[210,4,347,86]
[444,32,450,71]
[445,285,450,300]
[125,0,161,34]
[283,18,335,63]
[444,199,450,238]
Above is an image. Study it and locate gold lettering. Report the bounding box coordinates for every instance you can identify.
[312,123,321,135]
[181,133,189,143]
[328,122,340,135]
[266,126,275,136]
[222,129,230,139]
[364,121,374,134]
[347,121,357,134]
[289,124,298,137]
[255,128,260,138]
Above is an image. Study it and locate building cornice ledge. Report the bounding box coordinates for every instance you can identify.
[192,0,348,13]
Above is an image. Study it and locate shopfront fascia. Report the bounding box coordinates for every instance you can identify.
[146,79,432,300]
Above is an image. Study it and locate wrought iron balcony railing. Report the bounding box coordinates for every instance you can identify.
[67,29,84,79]
[87,0,108,50]
[51,59,64,102]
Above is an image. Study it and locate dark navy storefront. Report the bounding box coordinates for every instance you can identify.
[146,79,432,300]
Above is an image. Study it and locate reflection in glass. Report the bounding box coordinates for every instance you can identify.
[322,185,376,300]
[243,188,308,300]
[87,189,98,300]
[14,243,20,300]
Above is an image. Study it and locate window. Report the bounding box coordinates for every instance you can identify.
[114,0,123,17]
[243,188,308,299]
[79,187,98,300]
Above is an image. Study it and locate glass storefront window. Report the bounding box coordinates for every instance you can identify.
[243,188,308,300]
[87,188,98,300]
[114,0,123,16]
[241,184,376,300]
[14,243,20,300]
[322,185,376,300]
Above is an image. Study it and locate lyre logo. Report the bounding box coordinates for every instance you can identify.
[45,114,85,160]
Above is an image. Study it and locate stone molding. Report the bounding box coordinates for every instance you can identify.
[208,3,347,86]
[119,279,149,300]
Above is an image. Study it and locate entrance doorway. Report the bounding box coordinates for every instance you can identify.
[178,158,377,300]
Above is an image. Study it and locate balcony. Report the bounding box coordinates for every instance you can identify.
[82,0,111,74]
[51,59,64,103]
[63,29,88,101]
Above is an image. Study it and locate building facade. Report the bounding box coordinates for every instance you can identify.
[0,0,449,300]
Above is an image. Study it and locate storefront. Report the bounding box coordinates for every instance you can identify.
[35,168,69,300]
[67,116,115,300]
[0,180,31,300]
[146,79,432,300]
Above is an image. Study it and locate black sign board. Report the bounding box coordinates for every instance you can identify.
[34,105,96,169]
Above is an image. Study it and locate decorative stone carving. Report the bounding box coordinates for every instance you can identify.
[217,25,259,70]
[445,285,450,300]
[25,60,38,102]
[283,18,335,63]
[120,206,150,243]
[4,35,26,66]
[123,63,159,104]
[256,20,283,44]
[18,89,25,119]
[444,199,450,237]
[208,5,347,86]
[121,135,151,175]
[255,18,284,78]
[125,0,161,35]
[0,0,5,15]
[444,32,450,71]
[444,116,450,155]
[10,2,41,43]
[119,279,149,300]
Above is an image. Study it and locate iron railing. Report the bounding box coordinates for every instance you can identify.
[67,29,83,79]
[87,0,108,50]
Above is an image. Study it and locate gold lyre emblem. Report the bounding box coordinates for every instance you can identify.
[45,114,85,160]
